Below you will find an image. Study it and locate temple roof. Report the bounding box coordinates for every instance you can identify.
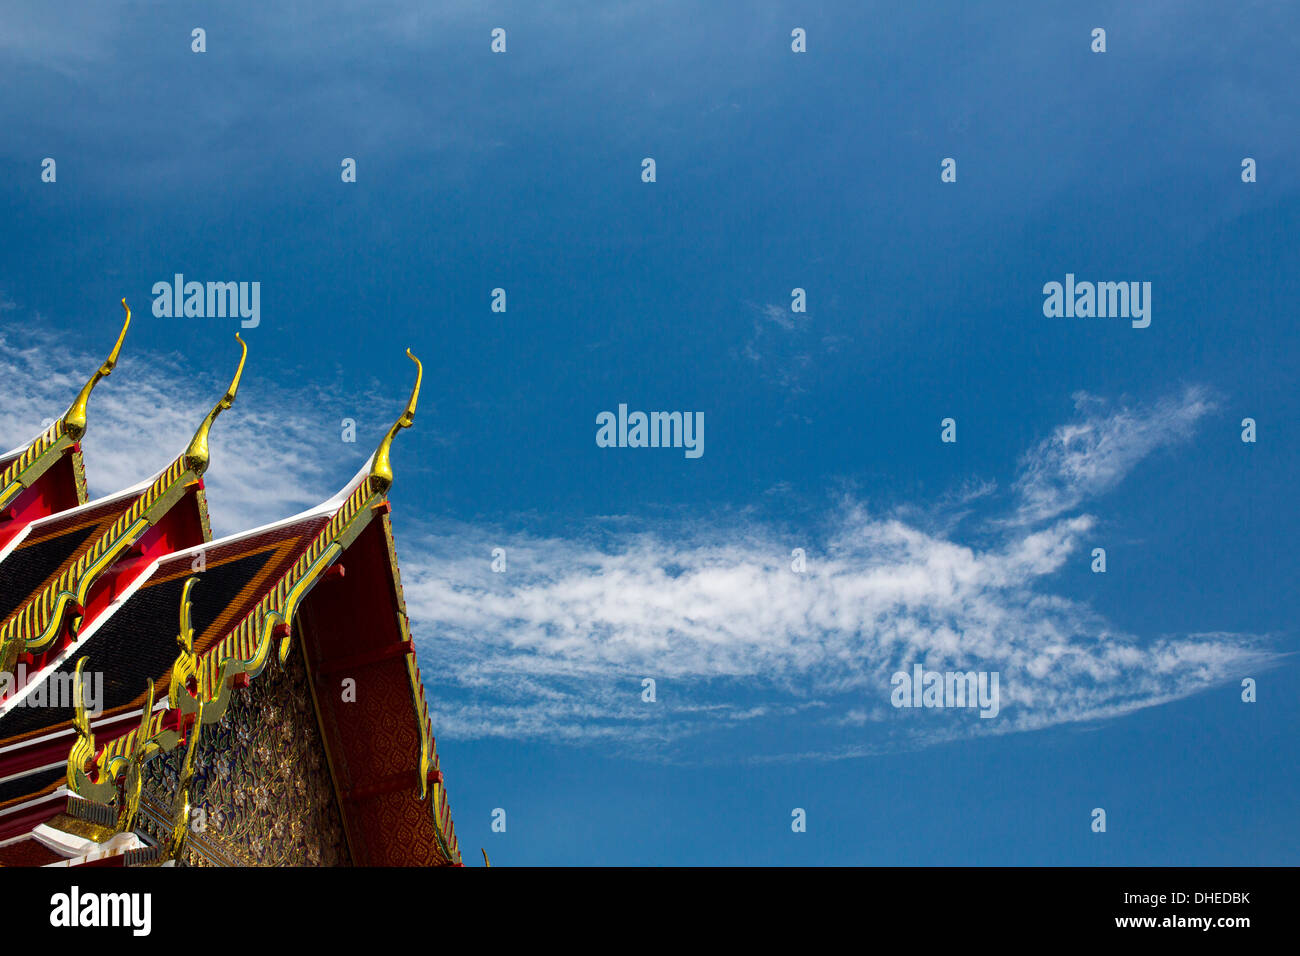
[0,320,460,867]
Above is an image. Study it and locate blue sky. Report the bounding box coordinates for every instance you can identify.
[1,1,1297,864]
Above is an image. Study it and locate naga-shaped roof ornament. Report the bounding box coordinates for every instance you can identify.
[368,348,422,494]
[62,298,131,441]
[168,577,200,710]
[183,334,247,476]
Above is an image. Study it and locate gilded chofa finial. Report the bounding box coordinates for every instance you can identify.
[63,299,131,441]
[183,334,247,475]
[368,349,422,494]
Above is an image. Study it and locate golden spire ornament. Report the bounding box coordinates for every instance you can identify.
[183,334,247,475]
[63,298,131,441]
[368,348,422,494]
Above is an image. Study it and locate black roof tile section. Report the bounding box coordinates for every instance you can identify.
[0,549,272,740]
[0,766,61,807]
[0,524,98,622]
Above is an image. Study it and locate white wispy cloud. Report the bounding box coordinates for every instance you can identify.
[401,505,1270,759]
[1,324,1270,761]
[393,386,1264,759]
[1010,386,1216,525]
